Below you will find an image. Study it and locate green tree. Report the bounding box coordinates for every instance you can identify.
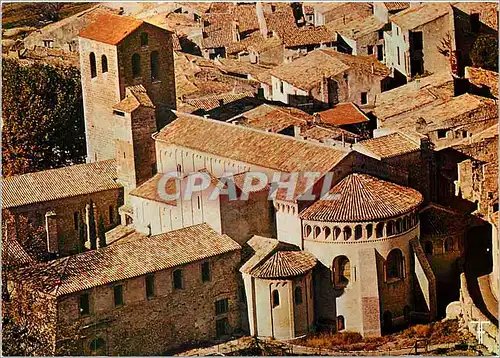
[470,35,498,72]
[2,58,86,177]
[98,215,107,249]
[88,202,97,250]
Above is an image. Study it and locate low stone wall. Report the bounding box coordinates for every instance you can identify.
[459,273,499,355]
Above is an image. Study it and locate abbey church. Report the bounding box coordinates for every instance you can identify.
[3,11,498,356]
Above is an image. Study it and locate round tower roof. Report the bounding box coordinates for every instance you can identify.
[300,173,423,222]
[250,250,317,279]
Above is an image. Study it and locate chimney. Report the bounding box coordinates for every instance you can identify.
[371,63,375,74]
[294,125,301,138]
[218,99,224,107]
[313,112,321,124]
[45,211,58,255]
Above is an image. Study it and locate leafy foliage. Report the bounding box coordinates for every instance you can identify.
[2,58,86,177]
[470,35,498,72]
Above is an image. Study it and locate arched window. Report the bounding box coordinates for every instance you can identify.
[386,221,394,236]
[333,256,350,288]
[314,226,321,239]
[324,227,331,240]
[404,305,411,322]
[304,225,312,238]
[132,53,141,78]
[176,164,182,173]
[89,52,97,78]
[333,226,341,240]
[445,237,454,253]
[343,226,352,241]
[386,249,404,280]
[272,289,280,308]
[396,219,402,233]
[141,32,149,46]
[294,287,303,305]
[355,225,363,240]
[101,54,108,73]
[150,51,159,81]
[89,338,105,352]
[376,222,384,238]
[366,224,373,239]
[424,241,433,255]
[383,311,392,331]
[337,316,345,331]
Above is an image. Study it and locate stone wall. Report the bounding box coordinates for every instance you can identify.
[459,273,499,355]
[410,237,437,321]
[55,250,241,355]
[6,188,123,257]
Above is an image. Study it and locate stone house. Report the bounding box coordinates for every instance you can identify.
[268,48,391,110]
[334,15,386,59]
[384,3,453,80]
[372,2,410,23]
[312,3,373,28]
[11,224,241,355]
[2,160,123,257]
[79,13,177,163]
[23,5,115,52]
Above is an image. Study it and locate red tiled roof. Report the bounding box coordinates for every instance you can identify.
[79,14,144,45]
[283,26,336,48]
[2,160,120,209]
[19,224,241,297]
[154,112,349,174]
[384,2,410,12]
[129,174,178,206]
[239,235,316,279]
[300,173,423,222]
[113,85,155,112]
[317,103,369,126]
[250,250,317,279]
[184,91,254,111]
[354,132,421,159]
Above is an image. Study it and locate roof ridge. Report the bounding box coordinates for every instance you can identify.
[160,111,351,152]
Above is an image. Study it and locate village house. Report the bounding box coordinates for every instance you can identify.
[372,2,410,23]
[2,160,123,257]
[11,224,242,355]
[334,15,386,59]
[312,2,373,28]
[384,3,453,80]
[267,48,391,110]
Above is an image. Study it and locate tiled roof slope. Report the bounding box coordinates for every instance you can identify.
[334,15,385,40]
[300,173,423,222]
[317,103,369,126]
[79,14,145,45]
[113,85,155,112]
[420,203,466,237]
[239,236,316,279]
[184,91,254,111]
[465,66,499,98]
[271,49,390,92]
[20,224,241,297]
[283,26,336,47]
[384,2,410,12]
[354,132,421,159]
[2,160,120,209]
[391,3,450,30]
[250,251,317,279]
[154,113,349,174]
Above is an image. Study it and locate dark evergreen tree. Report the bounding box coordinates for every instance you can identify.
[88,202,97,250]
[98,215,107,249]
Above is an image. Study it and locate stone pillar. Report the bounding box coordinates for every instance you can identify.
[45,211,58,255]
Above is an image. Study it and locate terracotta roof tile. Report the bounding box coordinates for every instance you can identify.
[354,132,420,159]
[317,103,370,126]
[184,91,254,111]
[283,26,336,48]
[79,14,144,45]
[384,2,410,12]
[232,4,259,33]
[264,7,298,38]
[391,3,450,30]
[232,104,313,132]
[334,15,385,40]
[420,203,467,237]
[2,160,120,209]
[129,174,178,205]
[271,49,389,92]
[154,112,349,174]
[201,23,234,49]
[301,125,360,143]
[113,85,155,112]
[300,173,423,222]
[250,250,317,279]
[19,224,240,297]
[465,66,499,98]
[315,2,373,28]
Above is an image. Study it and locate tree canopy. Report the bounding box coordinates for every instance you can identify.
[470,35,498,72]
[2,58,86,177]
